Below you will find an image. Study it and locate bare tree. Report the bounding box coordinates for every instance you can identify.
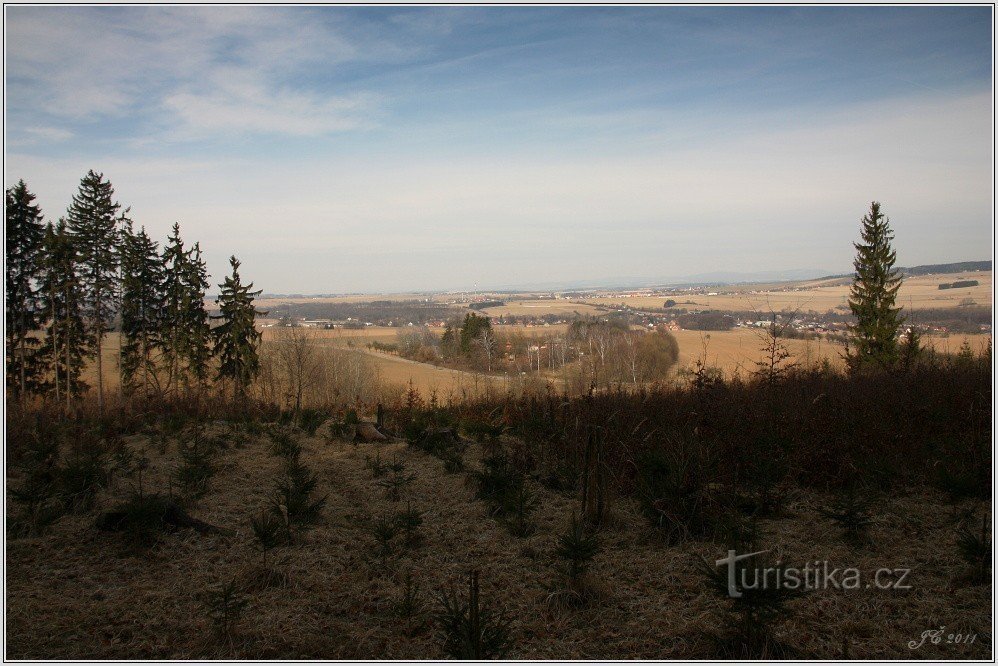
[275,325,322,413]
[619,331,641,385]
[478,327,498,372]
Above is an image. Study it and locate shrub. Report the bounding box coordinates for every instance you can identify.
[267,425,303,459]
[8,433,64,536]
[377,457,416,502]
[634,442,726,543]
[554,514,599,587]
[435,571,513,659]
[58,448,107,511]
[269,457,327,543]
[365,452,388,478]
[817,485,873,545]
[394,502,424,547]
[394,570,426,636]
[956,520,990,585]
[203,579,248,638]
[697,547,801,658]
[100,494,173,547]
[372,515,398,565]
[470,449,524,516]
[250,509,285,567]
[501,483,537,538]
[175,436,217,504]
[296,408,328,436]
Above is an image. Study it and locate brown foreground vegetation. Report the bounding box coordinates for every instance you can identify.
[5,346,991,659]
[5,430,990,659]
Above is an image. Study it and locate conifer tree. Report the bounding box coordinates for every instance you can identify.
[213,256,265,402]
[38,219,92,407]
[66,170,123,411]
[846,201,904,371]
[120,220,165,397]
[5,180,46,398]
[161,224,212,395]
[161,222,188,393]
[183,241,213,389]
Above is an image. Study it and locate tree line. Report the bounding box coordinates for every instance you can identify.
[5,172,265,410]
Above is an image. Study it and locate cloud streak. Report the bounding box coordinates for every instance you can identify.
[4,7,992,292]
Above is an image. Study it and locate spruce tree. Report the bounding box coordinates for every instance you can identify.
[183,242,212,390]
[66,170,123,411]
[161,222,188,393]
[846,201,904,371]
[5,179,46,398]
[120,220,165,397]
[213,256,265,402]
[161,224,212,395]
[38,219,92,407]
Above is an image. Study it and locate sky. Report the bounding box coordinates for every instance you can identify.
[4,6,994,294]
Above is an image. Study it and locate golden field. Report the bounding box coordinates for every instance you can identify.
[80,326,991,405]
[579,272,992,313]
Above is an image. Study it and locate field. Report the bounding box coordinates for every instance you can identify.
[579,272,992,313]
[81,326,992,404]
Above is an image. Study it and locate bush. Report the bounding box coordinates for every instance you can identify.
[470,449,524,516]
[817,485,873,545]
[634,441,728,543]
[269,457,327,543]
[296,408,328,436]
[203,579,248,638]
[267,426,303,459]
[956,520,990,585]
[58,449,107,512]
[175,435,217,504]
[394,502,424,547]
[698,547,802,658]
[435,571,513,659]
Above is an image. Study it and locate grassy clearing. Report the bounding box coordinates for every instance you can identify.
[6,349,992,659]
[5,425,990,659]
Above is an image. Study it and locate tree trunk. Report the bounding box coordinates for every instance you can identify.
[96,329,104,413]
[19,312,27,400]
[64,302,71,413]
[52,298,60,403]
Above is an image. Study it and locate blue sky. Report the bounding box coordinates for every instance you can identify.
[4,6,993,293]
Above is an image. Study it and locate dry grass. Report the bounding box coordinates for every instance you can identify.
[5,423,991,659]
[477,300,607,318]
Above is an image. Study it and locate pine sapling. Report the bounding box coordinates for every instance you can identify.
[553,514,600,598]
[365,452,388,478]
[817,485,873,545]
[435,571,513,659]
[394,502,425,548]
[203,579,248,639]
[957,520,991,585]
[502,483,538,538]
[377,457,417,502]
[269,457,327,544]
[250,509,284,568]
[394,570,426,636]
[372,515,398,565]
[697,545,802,658]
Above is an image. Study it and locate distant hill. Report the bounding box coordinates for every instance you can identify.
[816,260,991,281]
[898,260,992,276]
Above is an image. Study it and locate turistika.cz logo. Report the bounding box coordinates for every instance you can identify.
[715,549,912,598]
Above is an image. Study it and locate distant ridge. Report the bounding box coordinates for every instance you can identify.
[254,260,992,298]
[815,260,991,281]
